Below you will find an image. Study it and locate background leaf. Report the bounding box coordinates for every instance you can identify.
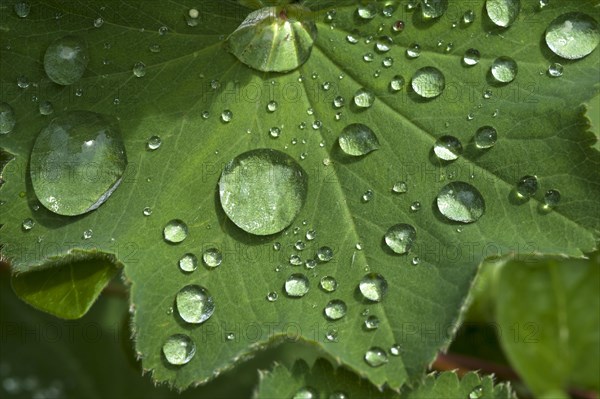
[1,0,599,391]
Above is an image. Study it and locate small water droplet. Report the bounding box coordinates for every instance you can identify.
[44,36,89,85]
[306,229,316,241]
[410,201,422,212]
[412,67,445,98]
[542,189,561,210]
[324,299,347,320]
[463,10,475,24]
[320,276,338,292]
[293,387,318,399]
[406,43,421,58]
[411,256,421,265]
[221,110,233,123]
[339,123,380,156]
[38,100,54,116]
[385,224,417,254]
[158,26,168,35]
[463,48,481,66]
[162,334,195,365]
[266,101,278,112]
[392,181,408,193]
[163,219,188,243]
[390,344,401,356]
[375,35,393,52]
[421,0,448,19]
[390,75,405,92]
[143,207,152,216]
[491,56,518,83]
[353,88,375,108]
[14,1,31,18]
[545,13,599,59]
[203,248,222,268]
[434,135,463,161]
[547,62,564,77]
[285,273,310,297]
[290,254,303,266]
[365,315,380,330]
[437,181,485,223]
[516,175,538,199]
[357,4,377,19]
[267,291,278,302]
[469,385,484,399]
[359,273,387,302]
[317,246,333,262]
[364,347,388,367]
[22,218,34,231]
[475,126,498,149]
[146,135,162,150]
[176,285,215,324]
[132,61,146,78]
[179,253,198,272]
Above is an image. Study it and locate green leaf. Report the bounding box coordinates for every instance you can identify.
[495,253,600,397]
[11,257,119,319]
[254,358,515,398]
[1,0,599,391]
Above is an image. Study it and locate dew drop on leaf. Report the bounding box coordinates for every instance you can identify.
[364,315,380,330]
[392,20,405,32]
[162,334,195,366]
[547,62,564,77]
[469,385,484,399]
[14,1,31,18]
[406,43,421,58]
[290,254,303,266]
[421,0,448,19]
[266,291,278,302]
[433,135,463,161]
[21,218,34,231]
[463,10,475,24]
[384,223,417,254]
[359,273,388,302]
[353,88,375,108]
[436,182,485,223]
[0,102,16,134]
[463,48,481,66]
[545,13,599,60]
[392,181,408,193]
[292,387,318,399]
[516,175,538,199]
[219,149,308,235]
[176,285,215,324]
[490,56,518,83]
[485,0,520,28]
[43,36,89,86]
[412,67,445,98]
[284,273,310,297]
[317,246,333,262]
[226,5,317,73]
[338,123,380,156]
[543,189,561,209]
[324,299,347,320]
[375,35,393,52]
[319,276,337,292]
[30,111,127,216]
[221,110,233,123]
[82,229,93,239]
[38,100,54,116]
[390,344,401,356]
[179,253,198,272]
[474,126,498,149]
[266,100,278,112]
[357,4,377,19]
[142,207,152,216]
[364,347,388,367]
[132,61,146,78]
[146,135,162,150]
[330,392,349,399]
[163,219,189,243]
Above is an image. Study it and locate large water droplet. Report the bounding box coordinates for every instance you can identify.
[43,36,89,85]
[486,0,520,28]
[436,182,485,223]
[285,273,310,297]
[338,123,380,156]
[421,0,448,19]
[359,273,388,302]
[491,56,518,83]
[353,88,375,108]
[163,219,189,243]
[162,334,196,365]
[324,299,347,320]
[219,149,308,236]
[384,224,417,254]
[516,175,538,199]
[433,135,463,161]
[226,5,317,73]
[474,126,498,149]
[364,347,388,367]
[176,285,215,324]
[30,111,127,216]
[0,102,16,134]
[545,13,599,60]
[411,67,445,98]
